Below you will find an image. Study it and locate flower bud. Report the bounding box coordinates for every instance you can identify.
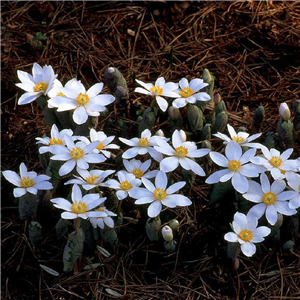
[279,103,291,121]
[168,219,180,232]
[161,225,173,242]
[214,93,221,105]
[168,106,180,120]
[155,129,165,137]
[108,67,115,73]
[179,130,186,142]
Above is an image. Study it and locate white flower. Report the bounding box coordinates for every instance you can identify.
[50,135,106,176]
[123,159,158,180]
[243,172,297,225]
[279,102,291,121]
[64,168,115,191]
[172,78,210,108]
[35,124,76,154]
[134,77,178,112]
[47,78,115,125]
[154,129,210,176]
[89,206,117,229]
[104,171,141,200]
[50,184,107,219]
[79,128,119,158]
[16,63,58,105]
[119,129,168,162]
[2,162,53,197]
[251,147,298,180]
[213,124,263,149]
[162,225,173,242]
[129,170,192,218]
[224,212,271,257]
[205,140,265,193]
[284,172,300,209]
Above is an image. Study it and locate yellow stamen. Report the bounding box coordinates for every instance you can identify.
[20,176,34,188]
[86,175,100,184]
[96,141,104,150]
[57,92,65,96]
[120,180,132,191]
[239,229,253,242]
[262,192,277,205]
[49,138,64,145]
[150,85,163,95]
[231,136,245,143]
[179,87,193,98]
[76,93,90,106]
[34,81,48,93]
[153,188,167,200]
[72,201,87,214]
[138,137,150,147]
[270,156,282,168]
[70,147,84,160]
[228,160,241,171]
[175,146,188,158]
[96,207,105,212]
[131,168,143,179]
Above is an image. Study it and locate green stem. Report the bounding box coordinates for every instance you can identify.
[117,199,123,217]
[76,217,81,231]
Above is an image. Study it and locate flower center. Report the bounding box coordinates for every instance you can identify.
[120,180,132,191]
[175,146,188,157]
[96,141,104,150]
[179,87,193,98]
[131,168,144,179]
[34,81,48,93]
[228,160,241,171]
[270,156,282,168]
[231,136,245,143]
[86,175,100,184]
[20,176,34,188]
[76,93,90,106]
[49,138,64,145]
[239,229,253,242]
[153,188,167,200]
[57,92,65,96]
[96,207,105,212]
[72,201,87,214]
[262,192,277,205]
[70,147,84,160]
[150,85,163,96]
[138,137,150,147]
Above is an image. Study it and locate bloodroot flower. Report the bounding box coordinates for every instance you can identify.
[224,212,271,257]
[129,170,192,218]
[16,63,58,105]
[2,162,53,197]
[50,184,107,219]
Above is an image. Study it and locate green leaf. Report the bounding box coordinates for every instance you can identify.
[28,221,42,246]
[19,193,37,220]
[63,228,85,272]
[187,104,203,134]
[55,218,69,240]
[145,217,161,241]
[208,180,235,205]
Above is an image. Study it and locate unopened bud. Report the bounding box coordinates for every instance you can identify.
[279,103,291,121]
[108,67,115,73]
[168,106,180,120]
[214,93,221,104]
[155,129,164,137]
[168,219,180,232]
[161,225,173,242]
[179,130,186,142]
[203,68,213,83]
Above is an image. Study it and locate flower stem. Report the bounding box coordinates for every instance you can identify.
[76,217,81,231]
[117,199,123,217]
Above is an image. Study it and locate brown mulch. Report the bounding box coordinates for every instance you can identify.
[1,1,300,299]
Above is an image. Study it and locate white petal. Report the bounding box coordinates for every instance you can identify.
[241,242,256,257]
[224,232,239,242]
[160,157,179,173]
[147,201,162,218]
[73,106,88,125]
[225,141,242,161]
[231,172,249,193]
